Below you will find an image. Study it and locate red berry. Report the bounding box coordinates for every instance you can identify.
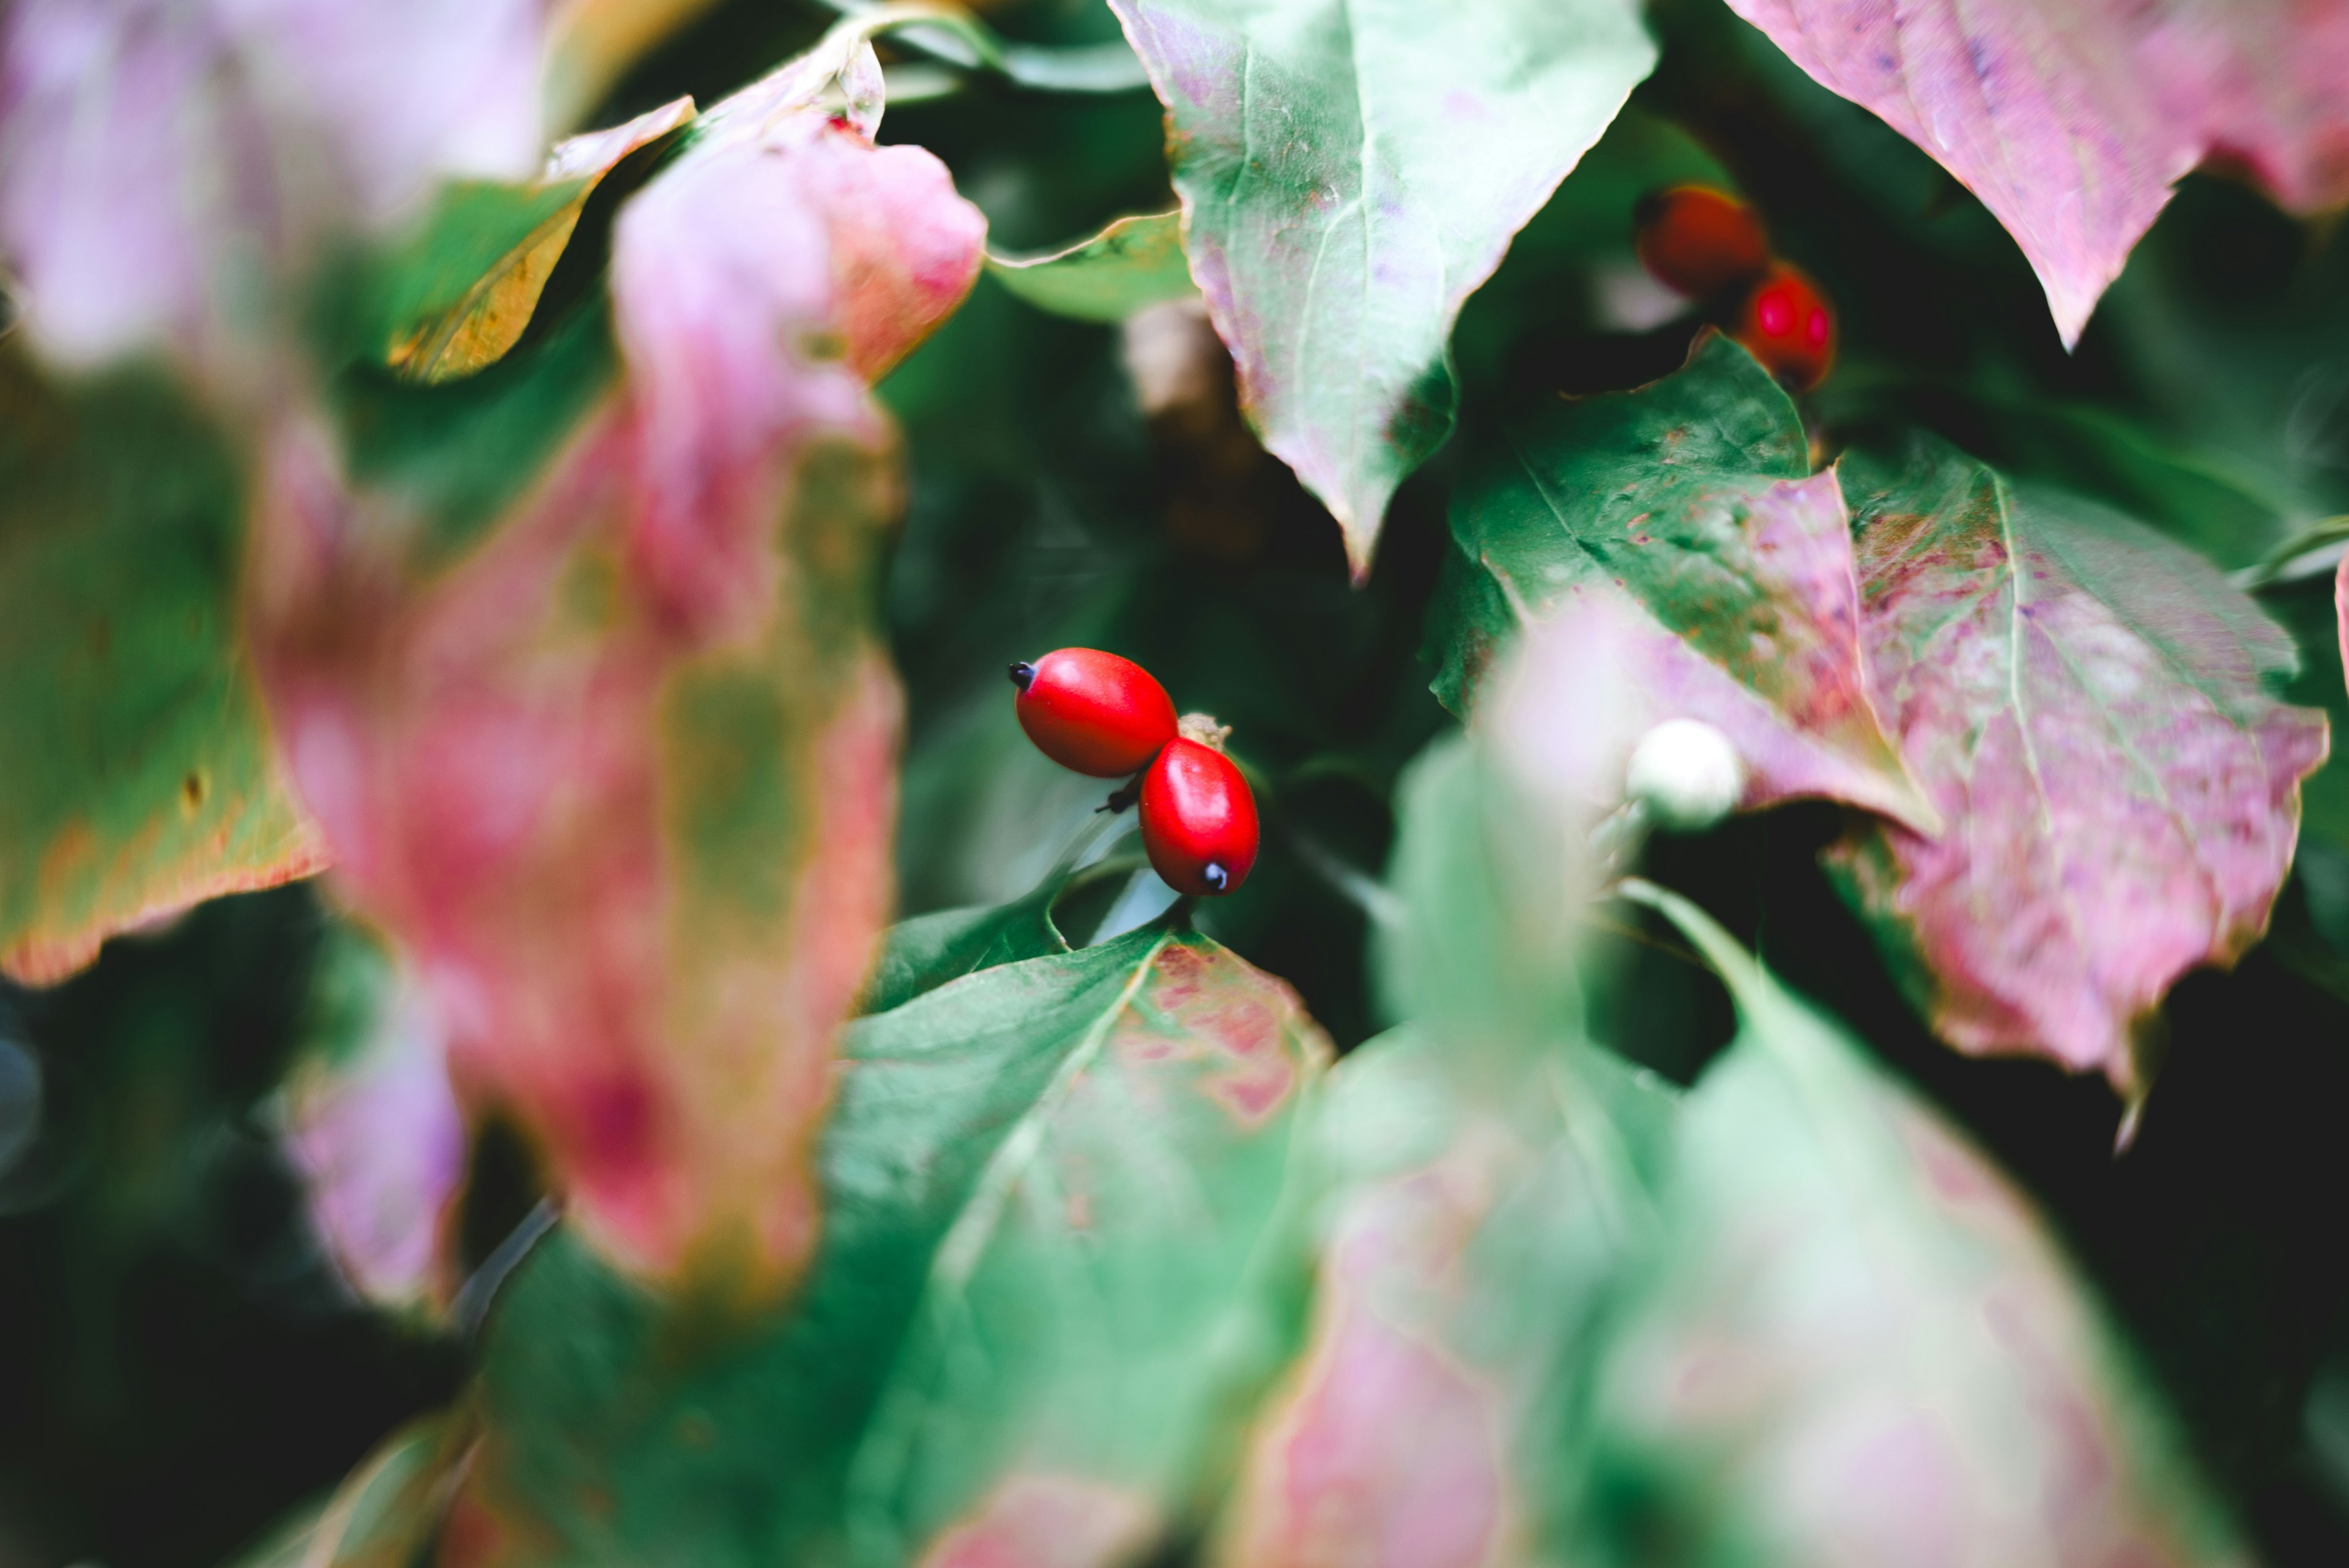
[1634,185,1770,299]
[1733,262,1836,392]
[1139,738,1258,897]
[1010,648,1178,778]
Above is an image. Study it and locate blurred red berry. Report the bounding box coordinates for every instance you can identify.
[1140,737,1258,896]
[1009,648,1178,778]
[1634,185,1770,298]
[1734,262,1836,391]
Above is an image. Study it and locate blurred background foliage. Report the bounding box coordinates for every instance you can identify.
[6,0,2349,1562]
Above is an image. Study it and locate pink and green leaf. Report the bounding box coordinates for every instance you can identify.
[247,43,985,1291]
[1438,334,1935,833]
[1830,437,2328,1094]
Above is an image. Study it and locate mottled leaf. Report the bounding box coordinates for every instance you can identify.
[0,347,324,986]
[987,210,1198,323]
[280,921,465,1310]
[1724,0,2349,345]
[384,95,696,385]
[1439,334,1935,833]
[247,36,985,1290]
[0,0,546,373]
[446,929,1329,1565]
[1588,880,2251,1567]
[1830,436,2328,1093]
[1107,0,1657,576]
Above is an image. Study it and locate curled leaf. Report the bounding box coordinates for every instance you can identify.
[1724,0,2349,345]
[385,95,697,385]
[1107,0,1657,577]
[987,210,1197,323]
[1831,437,2328,1093]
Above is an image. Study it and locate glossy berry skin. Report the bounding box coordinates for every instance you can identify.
[1733,262,1836,392]
[1010,648,1178,778]
[1140,738,1258,897]
[1634,185,1770,299]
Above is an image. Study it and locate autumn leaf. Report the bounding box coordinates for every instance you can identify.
[384,95,696,385]
[1438,334,1935,833]
[0,347,324,986]
[247,30,985,1292]
[1830,436,2328,1096]
[1724,0,2349,345]
[1106,0,1657,578]
[1590,881,2254,1568]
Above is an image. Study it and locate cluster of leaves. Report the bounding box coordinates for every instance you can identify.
[4,0,2349,1563]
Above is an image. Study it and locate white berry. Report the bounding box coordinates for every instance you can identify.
[1626,718,1743,831]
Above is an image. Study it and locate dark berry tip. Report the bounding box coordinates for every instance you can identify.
[1008,661,1035,690]
[1201,863,1228,893]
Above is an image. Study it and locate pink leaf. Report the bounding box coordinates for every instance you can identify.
[281,929,467,1310]
[1829,439,2328,1094]
[0,0,546,371]
[2337,548,2349,706]
[1724,0,2349,344]
[248,51,984,1290]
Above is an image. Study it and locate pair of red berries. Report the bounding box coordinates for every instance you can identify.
[1634,184,1835,392]
[1010,648,1258,897]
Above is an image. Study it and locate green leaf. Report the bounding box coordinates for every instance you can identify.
[0,349,324,986]
[455,928,1330,1564]
[1592,881,2251,1566]
[1436,334,1934,831]
[985,210,1197,322]
[1106,0,1657,576]
[863,852,1161,1016]
[861,882,1071,1016]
